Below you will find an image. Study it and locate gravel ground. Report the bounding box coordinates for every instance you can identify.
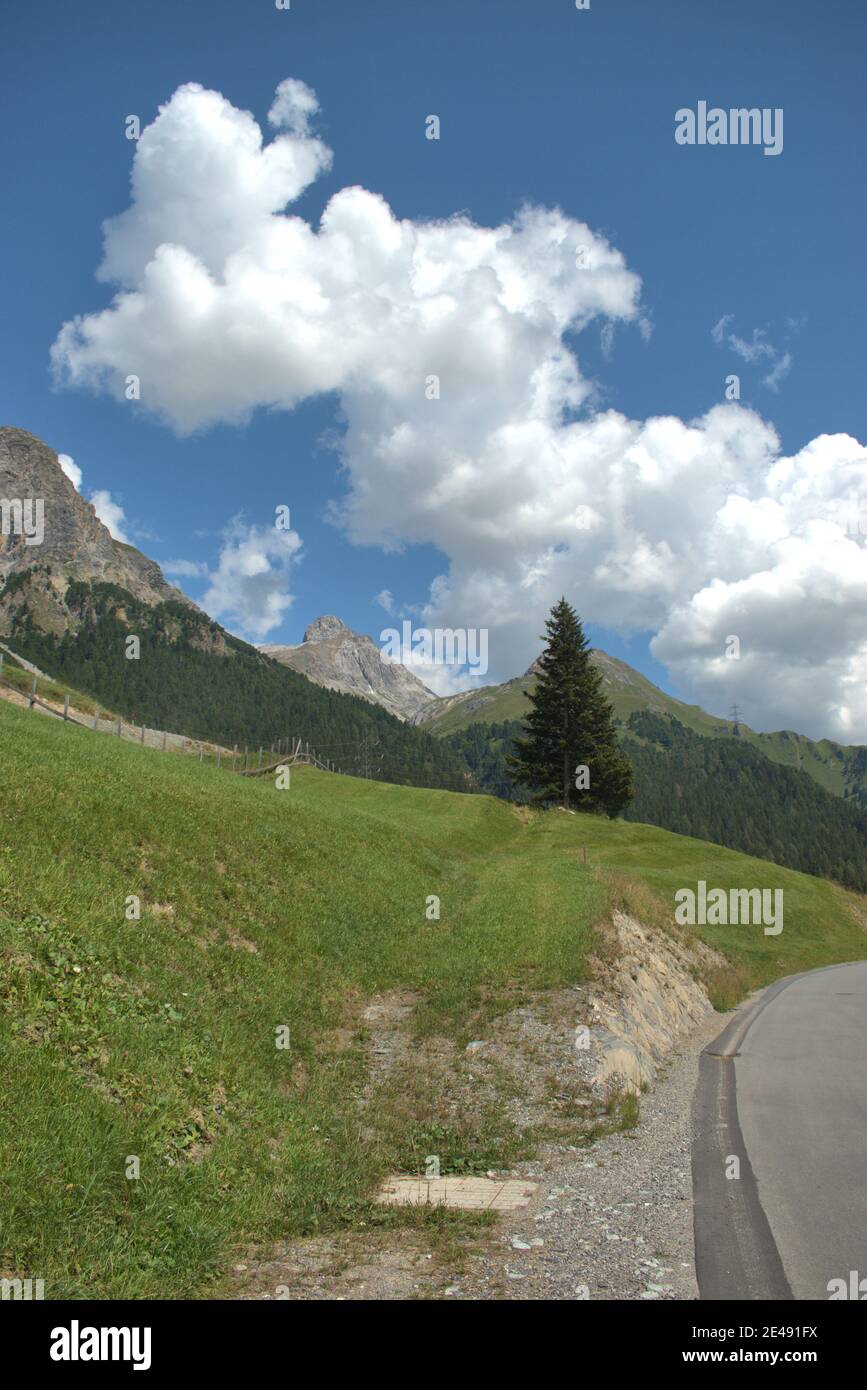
[441,1007,730,1302]
[233,915,733,1301]
[233,1005,730,1301]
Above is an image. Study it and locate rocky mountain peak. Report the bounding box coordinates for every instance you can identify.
[0,425,194,637]
[263,615,436,722]
[303,615,351,643]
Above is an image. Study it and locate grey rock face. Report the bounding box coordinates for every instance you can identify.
[263,619,436,722]
[303,615,351,643]
[0,426,194,635]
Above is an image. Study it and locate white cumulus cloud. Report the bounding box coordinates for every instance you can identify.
[200,516,302,641]
[58,452,82,490]
[50,79,867,741]
[374,589,396,616]
[89,488,130,544]
[50,78,641,436]
[162,558,209,579]
[57,452,129,542]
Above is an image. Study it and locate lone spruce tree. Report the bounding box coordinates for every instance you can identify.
[506,598,634,817]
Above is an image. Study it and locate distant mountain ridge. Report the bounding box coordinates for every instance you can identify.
[415,648,867,806]
[4,423,864,808]
[0,427,469,792]
[258,611,866,805]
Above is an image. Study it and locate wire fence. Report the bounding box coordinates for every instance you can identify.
[0,648,476,791]
[0,654,344,778]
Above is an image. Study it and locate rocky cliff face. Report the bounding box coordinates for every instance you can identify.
[262,617,436,722]
[0,426,194,636]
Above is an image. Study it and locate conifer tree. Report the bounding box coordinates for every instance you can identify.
[506,598,634,816]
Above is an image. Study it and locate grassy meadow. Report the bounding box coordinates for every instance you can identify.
[0,696,864,1297]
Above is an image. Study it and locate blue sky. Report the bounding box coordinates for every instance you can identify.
[1,0,865,735]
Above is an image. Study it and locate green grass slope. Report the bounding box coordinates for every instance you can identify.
[0,647,112,719]
[3,575,470,792]
[0,698,864,1297]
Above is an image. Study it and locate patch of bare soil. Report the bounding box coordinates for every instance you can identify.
[228,914,723,1301]
[229,1229,463,1301]
[0,683,60,715]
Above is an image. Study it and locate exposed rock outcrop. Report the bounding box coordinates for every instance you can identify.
[589,912,721,1092]
[0,426,194,636]
[262,616,436,722]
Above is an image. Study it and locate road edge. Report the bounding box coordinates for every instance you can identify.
[691,961,862,1301]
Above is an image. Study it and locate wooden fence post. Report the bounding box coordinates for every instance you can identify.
[163,731,167,751]
[216,748,221,769]
[29,675,37,708]
[232,745,237,771]
[93,707,99,730]
[63,694,69,720]
[117,718,122,737]
[141,724,145,744]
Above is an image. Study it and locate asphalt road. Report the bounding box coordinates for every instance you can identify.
[693,961,867,1301]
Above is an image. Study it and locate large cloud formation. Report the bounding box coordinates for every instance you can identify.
[51,79,867,741]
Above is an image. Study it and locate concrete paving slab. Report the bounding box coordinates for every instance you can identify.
[375,1176,539,1210]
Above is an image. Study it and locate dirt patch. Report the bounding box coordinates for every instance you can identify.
[229,912,722,1300]
[352,989,421,1086]
[224,927,258,953]
[230,1229,468,1301]
[451,1008,728,1301]
[0,683,49,714]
